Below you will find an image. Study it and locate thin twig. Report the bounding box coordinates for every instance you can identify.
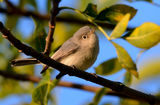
[0,21,159,105]
[43,0,61,55]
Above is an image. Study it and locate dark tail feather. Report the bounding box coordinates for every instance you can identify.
[11,58,39,66]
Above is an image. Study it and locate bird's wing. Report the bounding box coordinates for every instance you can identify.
[51,40,80,61]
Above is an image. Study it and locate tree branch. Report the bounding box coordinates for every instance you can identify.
[43,0,61,55]
[0,21,159,105]
[0,6,133,30]
[0,70,156,102]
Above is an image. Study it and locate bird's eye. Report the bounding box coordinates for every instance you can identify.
[82,35,88,39]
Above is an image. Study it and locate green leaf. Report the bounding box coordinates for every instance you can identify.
[124,71,132,86]
[111,42,138,78]
[95,58,122,75]
[32,82,52,105]
[125,22,160,49]
[110,13,130,39]
[96,4,137,24]
[83,3,98,17]
[32,71,52,105]
[5,15,19,29]
[29,19,47,52]
[91,88,107,105]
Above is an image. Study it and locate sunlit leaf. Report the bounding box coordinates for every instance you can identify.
[111,42,138,78]
[96,4,137,24]
[95,58,122,75]
[127,22,160,36]
[126,22,160,49]
[110,13,130,39]
[83,3,98,17]
[32,71,52,105]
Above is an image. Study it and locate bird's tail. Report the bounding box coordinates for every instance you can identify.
[11,58,40,66]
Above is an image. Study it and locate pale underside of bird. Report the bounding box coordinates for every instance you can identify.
[11,26,99,77]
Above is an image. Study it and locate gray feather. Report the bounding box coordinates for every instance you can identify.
[51,39,80,61]
[11,58,39,66]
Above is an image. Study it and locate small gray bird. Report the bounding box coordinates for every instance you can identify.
[12,26,99,78]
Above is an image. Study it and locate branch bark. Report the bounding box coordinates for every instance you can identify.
[0,6,133,30]
[43,0,61,55]
[0,70,155,102]
[0,21,159,105]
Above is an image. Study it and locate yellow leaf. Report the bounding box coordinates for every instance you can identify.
[126,22,160,49]
[110,13,130,39]
[111,42,139,78]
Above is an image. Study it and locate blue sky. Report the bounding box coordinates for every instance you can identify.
[0,0,160,105]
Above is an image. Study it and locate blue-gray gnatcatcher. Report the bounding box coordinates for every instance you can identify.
[12,26,99,77]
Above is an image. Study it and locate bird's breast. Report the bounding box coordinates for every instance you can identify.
[59,45,99,70]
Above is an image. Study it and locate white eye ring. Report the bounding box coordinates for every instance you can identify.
[82,35,88,39]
